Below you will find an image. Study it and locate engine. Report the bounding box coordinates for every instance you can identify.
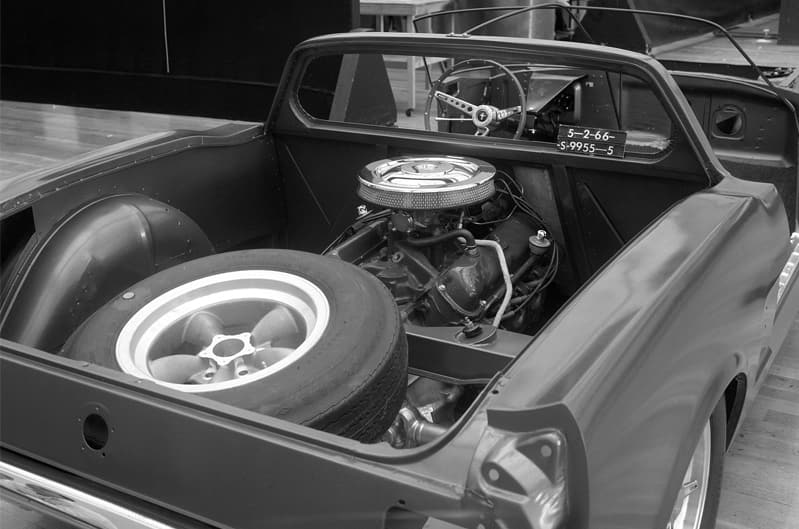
[326,155,557,338]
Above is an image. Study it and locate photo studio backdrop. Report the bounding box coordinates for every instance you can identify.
[0,1,358,120]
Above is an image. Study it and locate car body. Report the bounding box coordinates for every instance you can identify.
[1,6,798,529]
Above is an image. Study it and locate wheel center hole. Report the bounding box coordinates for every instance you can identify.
[213,338,245,357]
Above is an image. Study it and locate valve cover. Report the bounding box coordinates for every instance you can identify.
[357,156,496,210]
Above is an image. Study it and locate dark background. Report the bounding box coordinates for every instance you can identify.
[0,1,358,121]
[0,0,783,121]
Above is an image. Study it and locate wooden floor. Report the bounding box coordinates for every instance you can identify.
[718,333,799,528]
[2,92,799,527]
[0,101,228,184]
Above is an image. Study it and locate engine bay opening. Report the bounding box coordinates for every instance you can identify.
[325,154,564,448]
[329,155,561,336]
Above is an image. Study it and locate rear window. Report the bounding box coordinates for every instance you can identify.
[298,51,674,157]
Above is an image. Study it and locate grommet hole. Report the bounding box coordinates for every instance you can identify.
[713,106,745,137]
[82,413,109,450]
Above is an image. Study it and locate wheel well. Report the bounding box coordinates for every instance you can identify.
[0,195,214,352]
[723,373,747,448]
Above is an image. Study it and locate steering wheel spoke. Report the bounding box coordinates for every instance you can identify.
[495,105,523,120]
[433,91,476,117]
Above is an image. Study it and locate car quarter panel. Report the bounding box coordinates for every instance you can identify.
[0,340,492,529]
[485,176,787,528]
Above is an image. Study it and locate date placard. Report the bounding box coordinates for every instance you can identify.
[556,125,627,158]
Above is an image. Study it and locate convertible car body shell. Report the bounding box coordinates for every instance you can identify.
[1,30,798,529]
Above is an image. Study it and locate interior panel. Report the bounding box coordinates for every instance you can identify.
[675,73,799,228]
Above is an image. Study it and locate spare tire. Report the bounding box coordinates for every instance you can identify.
[62,250,407,442]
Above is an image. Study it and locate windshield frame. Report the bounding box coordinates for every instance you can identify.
[269,33,724,185]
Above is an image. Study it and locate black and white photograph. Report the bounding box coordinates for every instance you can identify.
[1,1,798,528]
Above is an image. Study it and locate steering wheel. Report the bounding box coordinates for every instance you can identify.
[424,58,527,139]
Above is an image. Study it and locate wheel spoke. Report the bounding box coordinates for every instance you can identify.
[254,346,295,367]
[182,311,224,347]
[233,357,250,377]
[186,363,218,384]
[149,354,208,383]
[210,364,235,383]
[251,306,300,346]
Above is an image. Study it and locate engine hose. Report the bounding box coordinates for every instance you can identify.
[405,229,476,249]
[483,252,539,310]
[475,239,512,328]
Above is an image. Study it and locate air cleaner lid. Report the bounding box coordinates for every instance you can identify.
[357,156,496,210]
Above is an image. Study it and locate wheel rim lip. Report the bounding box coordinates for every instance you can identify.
[669,421,712,529]
[115,270,330,393]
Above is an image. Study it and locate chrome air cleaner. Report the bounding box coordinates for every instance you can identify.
[357,156,496,210]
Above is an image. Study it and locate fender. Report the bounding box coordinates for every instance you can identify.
[0,195,213,352]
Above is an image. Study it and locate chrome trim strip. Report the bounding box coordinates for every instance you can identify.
[0,460,175,529]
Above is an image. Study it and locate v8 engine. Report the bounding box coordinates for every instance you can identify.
[326,156,558,337]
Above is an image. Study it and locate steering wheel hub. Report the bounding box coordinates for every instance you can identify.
[473,105,495,127]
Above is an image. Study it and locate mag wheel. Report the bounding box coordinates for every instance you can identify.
[666,401,725,529]
[114,269,330,391]
[64,250,408,442]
